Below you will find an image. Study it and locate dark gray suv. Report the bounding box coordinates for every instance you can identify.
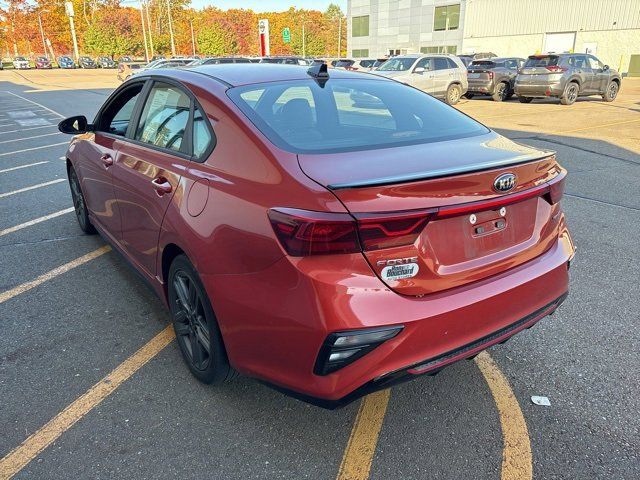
[515,54,621,105]
[466,57,525,101]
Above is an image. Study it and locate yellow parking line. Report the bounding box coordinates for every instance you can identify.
[336,389,391,480]
[0,207,75,237]
[0,246,111,305]
[0,325,176,479]
[475,351,532,480]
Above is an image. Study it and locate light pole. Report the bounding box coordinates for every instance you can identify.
[64,2,79,60]
[190,19,196,56]
[139,3,149,62]
[37,11,47,57]
[166,0,176,56]
[337,16,342,58]
[145,2,154,59]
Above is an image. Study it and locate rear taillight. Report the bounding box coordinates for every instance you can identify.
[268,208,360,256]
[488,71,494,79]
[269,208,436,256]
[354,209,435,251]
[545,173,566,205]
[545,65,567,73]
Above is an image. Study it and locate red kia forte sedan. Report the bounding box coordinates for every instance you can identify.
[59,63,575,408]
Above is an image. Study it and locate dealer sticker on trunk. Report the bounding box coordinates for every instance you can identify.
[381,263,419,281]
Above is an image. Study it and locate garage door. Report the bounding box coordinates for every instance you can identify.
[544,32,576,54]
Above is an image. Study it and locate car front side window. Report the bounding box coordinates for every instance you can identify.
[97,83,144,137]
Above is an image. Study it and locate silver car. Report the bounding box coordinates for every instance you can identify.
[374,54,468,105]
[515,53,622,105]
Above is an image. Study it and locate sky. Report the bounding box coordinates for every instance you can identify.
[190,0,348,12]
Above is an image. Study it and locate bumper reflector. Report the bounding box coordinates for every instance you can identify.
[314,326,403,375]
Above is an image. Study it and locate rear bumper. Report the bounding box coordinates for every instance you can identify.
[515,80,564,97]
[266,292,568,409]
[467,80,495,94]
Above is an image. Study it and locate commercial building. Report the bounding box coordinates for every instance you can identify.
[347,0,640,74]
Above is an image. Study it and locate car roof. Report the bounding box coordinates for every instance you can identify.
[187,63,391,87]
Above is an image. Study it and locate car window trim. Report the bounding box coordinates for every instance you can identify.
[93,79,149,138]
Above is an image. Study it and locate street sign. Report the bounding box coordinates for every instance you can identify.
[282,28,291,44]
[258,19,270,56]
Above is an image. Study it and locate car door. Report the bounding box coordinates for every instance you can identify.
[410,57,435,93]
[110,80,194,277]
[503,59,519,87]
[432,57,452,96]
[571,55,593,93]
[588,55,609,93]
[81,81,146,240]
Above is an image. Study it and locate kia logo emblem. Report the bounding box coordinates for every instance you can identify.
[493,173,516,193]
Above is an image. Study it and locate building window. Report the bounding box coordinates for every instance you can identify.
[434,4,460,31]
[352,15,369,37]
[352,49,369,58]
[420,45,457,54]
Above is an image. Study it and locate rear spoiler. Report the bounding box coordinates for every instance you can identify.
[327,152,555,190]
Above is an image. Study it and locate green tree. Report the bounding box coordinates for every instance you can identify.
[197,21,237,56]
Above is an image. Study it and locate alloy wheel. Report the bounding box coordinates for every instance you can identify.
[567,84,578,103]
[448,86,460,104]
[172,271,211,371]
[608,83,618,100]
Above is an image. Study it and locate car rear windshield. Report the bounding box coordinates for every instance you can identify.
[469,60,496,68]
[227,78,488,154]
[524,55,559,67]
[335,60,355,67]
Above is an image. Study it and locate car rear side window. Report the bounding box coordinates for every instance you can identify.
[434,58,450,70]
[228,79,488,154]
[135,83,190,153]
[193,107,215,160]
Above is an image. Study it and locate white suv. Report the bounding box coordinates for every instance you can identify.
[373,54,468,105]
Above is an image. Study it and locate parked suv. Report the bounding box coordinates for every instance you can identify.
[515,54,622,105]
[374,54,468,105]
[466,57,524,101]
[78,56,97,69]
[96,56,116,68]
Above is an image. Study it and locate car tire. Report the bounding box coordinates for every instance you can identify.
[602,81,619,102]
[445,84,462,105]
[168,254,237,385]
[518,96,533,103]
[492,82,509,102]
[560,81,579,105]
[68,166,96,234]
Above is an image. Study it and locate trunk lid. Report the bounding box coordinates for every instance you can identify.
[298,132,566,295]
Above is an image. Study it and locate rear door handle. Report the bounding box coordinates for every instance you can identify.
[151,176,172,196]
[100,154,113,168]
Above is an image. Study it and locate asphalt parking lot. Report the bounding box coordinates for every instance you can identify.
[0,69,638,480]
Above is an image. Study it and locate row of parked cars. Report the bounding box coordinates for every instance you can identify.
[334,52,622,106]
[0,55,126,70]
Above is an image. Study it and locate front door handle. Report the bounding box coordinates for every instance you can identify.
[151,176,172,196]
[101,154,113,168]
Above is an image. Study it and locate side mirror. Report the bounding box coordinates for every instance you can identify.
[58,115,91,135]
[413,67,426,74]
[603,65,609,71]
